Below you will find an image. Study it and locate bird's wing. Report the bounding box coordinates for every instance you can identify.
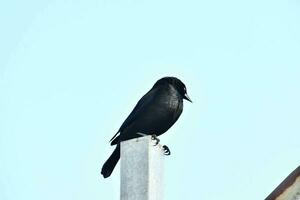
[109,87,157,143]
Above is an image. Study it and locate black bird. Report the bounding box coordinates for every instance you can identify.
[101,77,191,178]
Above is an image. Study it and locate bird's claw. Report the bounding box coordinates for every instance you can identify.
[151,134,160,146]
[162,145,171,155]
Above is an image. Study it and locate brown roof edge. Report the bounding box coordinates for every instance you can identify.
[265,165,300,200]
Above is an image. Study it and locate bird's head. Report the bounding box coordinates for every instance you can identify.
[154,77,192,102]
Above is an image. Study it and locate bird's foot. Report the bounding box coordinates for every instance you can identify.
[151,134,160,146]
[162,145,171,156]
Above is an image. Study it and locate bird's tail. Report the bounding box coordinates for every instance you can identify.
[101,144,120,178]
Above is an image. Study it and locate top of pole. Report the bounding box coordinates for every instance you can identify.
[120,136,165,200]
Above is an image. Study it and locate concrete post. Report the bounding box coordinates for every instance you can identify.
[120,135,164,200]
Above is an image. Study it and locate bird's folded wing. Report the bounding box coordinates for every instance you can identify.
[109,87,158,143]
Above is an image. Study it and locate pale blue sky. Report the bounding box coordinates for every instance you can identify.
[1,0,300,199]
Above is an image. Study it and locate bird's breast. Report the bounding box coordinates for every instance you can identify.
[154,90,183,124]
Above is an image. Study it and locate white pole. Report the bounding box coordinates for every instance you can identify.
[120,135,164,200]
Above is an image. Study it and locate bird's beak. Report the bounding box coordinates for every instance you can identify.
[183,93,192,103]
